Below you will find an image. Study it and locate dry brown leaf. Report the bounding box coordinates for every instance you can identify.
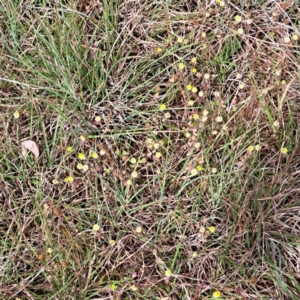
[21,140,39,161]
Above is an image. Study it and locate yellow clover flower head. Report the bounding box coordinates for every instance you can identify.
[178,62,185,70]
[90,151,98,159]
[237,28,244,35]
[234,15,242,23]
[14,111,20,119]
[160,104,166,110]
[248,145,254,152]
[213,290,221,298]
[186,84,192,91]
[209,226,216,233]
[191,169,198,176]
[93,224,100,231]
[281,147,288,155]
[136,226,142,233]
[64,176,74,183]
[131,171,138,178]
[78,153,86,160]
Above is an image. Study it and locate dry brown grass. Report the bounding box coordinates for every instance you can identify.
[0,0,300,299]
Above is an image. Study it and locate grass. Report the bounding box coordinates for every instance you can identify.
[1,0,300,299]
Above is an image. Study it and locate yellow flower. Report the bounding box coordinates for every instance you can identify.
[192,252,197,257]
[109,283,116,291]
[13,111,20,119]
[52,179,59,184]
[94,116,101,122]
[203,110,209,116]
[292,34,298,41]
[109,240,115,246]
[66,146,72,152]
[202,115,207,122]
[155,152,162,158]
[186,84,192,91]
[209,226,215,233]
[160,104,166,110]
[248,145,254,152]
[193,114,199,121]
[201,32,206,38]
[219,1,225,6]
[131,171,138,178]
[126,179,132,185]
[281,147,288,155]
[131,285,138,291]
[196,165,203,171]
[130,157,137,164]
[47,248,53,254]
[64,176,74,183]
[238,83,245,89]
[77,163,83,170]
[188,100,194,106]
[154,143,160,149]
[192,68,197,73]
[78,153,86,160]
[213,290,221,298]
[178,62,185,70]
[255,144,261,151]
[200,226,206,233]
[82,164,89,171]
[105,168,111,174]
[191,86,197,93]
[234,15,242,23]
[191,57,197,63]
[195,142,200,149]
[215,116,223,123]
[237,28,244,35]
[90,151,98,159]
[281,80,286,85]
[177,37,183,43]
[80,135,86,141]
[136,226,142,233]
[93,224,100,231]
[165,269,172,277]
[191,169,198,176]
[157,47,162,53]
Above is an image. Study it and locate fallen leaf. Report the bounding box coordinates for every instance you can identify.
[21,140,39,161]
